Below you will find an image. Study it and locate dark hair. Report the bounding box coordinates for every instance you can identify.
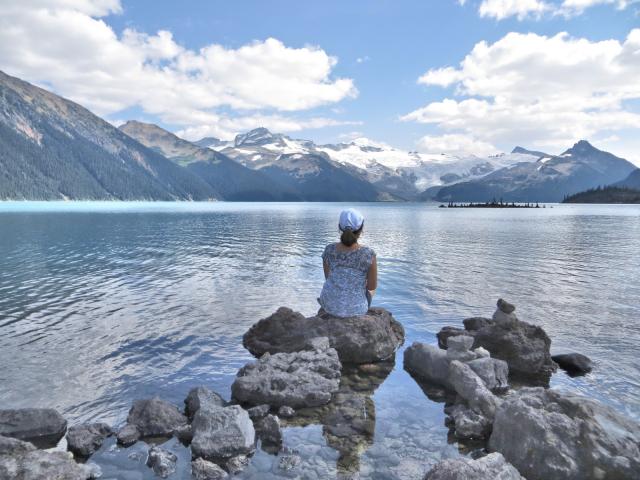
[340,224,363,247]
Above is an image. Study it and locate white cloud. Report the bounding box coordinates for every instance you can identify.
[0,1,358,138]
[403,30,640,161]
[472,0,638,19]
[177,116,362,141]
[417,134,498,156]
[479,0,551,20]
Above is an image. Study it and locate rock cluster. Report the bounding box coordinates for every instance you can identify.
[0,434,92,479]
[437,299,557,384]
[243,307,404,364]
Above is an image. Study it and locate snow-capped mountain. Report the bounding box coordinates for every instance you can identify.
[201,128,541,200]
[433,141,637,202]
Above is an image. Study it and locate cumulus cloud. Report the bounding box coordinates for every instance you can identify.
[403,30,640,159]
[0,1,358,139]
[472,0,638,20]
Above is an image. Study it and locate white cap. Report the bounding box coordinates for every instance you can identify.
[339,208,364,231]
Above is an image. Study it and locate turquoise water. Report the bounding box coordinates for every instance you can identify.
[1,202,639,479]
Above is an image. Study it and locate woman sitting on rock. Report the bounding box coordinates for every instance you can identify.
[318,208,377,317]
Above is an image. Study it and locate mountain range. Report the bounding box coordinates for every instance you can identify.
[0,69,637,202]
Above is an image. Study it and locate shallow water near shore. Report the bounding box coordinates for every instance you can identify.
[1,201,639,479]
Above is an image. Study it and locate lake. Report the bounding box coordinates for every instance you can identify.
[1,202,639,479]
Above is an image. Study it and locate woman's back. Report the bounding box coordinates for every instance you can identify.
[319,242,375,317]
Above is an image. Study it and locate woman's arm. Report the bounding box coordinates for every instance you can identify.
[323,259,330,279]
[367,255,377,293]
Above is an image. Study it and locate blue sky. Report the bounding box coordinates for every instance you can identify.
[1,1,639,161]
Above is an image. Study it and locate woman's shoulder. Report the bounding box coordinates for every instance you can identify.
[322,242,338,258]
[359,244,376,259]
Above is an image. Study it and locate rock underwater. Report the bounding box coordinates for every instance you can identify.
[242,306,404,364]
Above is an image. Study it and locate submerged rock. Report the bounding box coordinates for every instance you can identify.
[0,408,67,448]
[126,397,187,437]
[232,338,341,409]
[438,300,557,384]
[66,422,112,457]
[185,387,226,419]
[551,352,592,376]
[243,307,404,364]
[191,458,229,479]
[191,405,255,462]
[424,452,524,479]
[146,445,177,478]
[0,435,92,479]
[489,387,640,480]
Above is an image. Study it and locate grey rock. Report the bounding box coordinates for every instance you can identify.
[489,387,640,480]
[404,341,507,392]
[247,404,270,420]
[466,357,509,391]
[551,353,592,376]
[447,335,475,352]
[448,361,500,419]
[404,342,452,389]
[66,422,112,457]
[278,454,302,471]
[232,341,341,408]
[185,387,226,419]
[0,408,67,448]
[191,458,229,480]
[255,414,282,452]
[0,435,92,479]
[146,446,177,478]
[243,307,404,364]
[126,397,187,437]
[191,405,255,462]
[225,454,250,474]
[447,405,493,439]
[116,424,140,446]
[278,406,295,418]
[424,453,524,479]
[497,298,516,314]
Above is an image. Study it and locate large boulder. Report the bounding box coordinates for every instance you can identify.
[66,422,112,457]
[231,338,341,409]
[191,405,255,462]
[125,397,187,437]
[0,435,92,479]
[0,408,67,448]
[243,307,404,364]
[438,300,557,384]
[489,387,640,480]
[404,340,508,393]
[424,453,524,479]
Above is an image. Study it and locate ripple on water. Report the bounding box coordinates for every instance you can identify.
[0,202,639,479]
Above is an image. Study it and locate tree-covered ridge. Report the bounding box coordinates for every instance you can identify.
[563,186,640,204]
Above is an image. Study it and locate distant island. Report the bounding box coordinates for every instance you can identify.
[563,186,640,204]
[440,201,544,208]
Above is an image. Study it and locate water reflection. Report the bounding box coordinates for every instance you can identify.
[284,361,394,477]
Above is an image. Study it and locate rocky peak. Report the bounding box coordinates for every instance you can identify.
[563,140,597,156]
[235,127,281,147]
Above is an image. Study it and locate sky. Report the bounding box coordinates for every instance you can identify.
[0,0,639,163]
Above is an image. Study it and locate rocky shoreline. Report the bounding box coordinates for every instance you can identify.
[1,301,639,479]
